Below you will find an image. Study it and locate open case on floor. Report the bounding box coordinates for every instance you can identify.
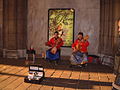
[24,64,45,84]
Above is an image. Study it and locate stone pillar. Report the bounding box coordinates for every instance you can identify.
[16,0,27,58]
[112,0,120,89]
[113,0,120,51]
[0,0,3,57]
[3,0,27,58]
[99,0,114,55]
[3,0,17,58]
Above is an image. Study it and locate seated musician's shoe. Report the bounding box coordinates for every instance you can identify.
[77,64,83,68]
[70,64,83,68]
[82,63,87,67]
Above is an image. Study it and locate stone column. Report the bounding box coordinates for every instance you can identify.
[113,0,120,51]
[16,0,27,58]
[3,0,27,58]
[112,0,120,89]
[3,0,18,58]
[99,0,114,55]
[0,0,3,57]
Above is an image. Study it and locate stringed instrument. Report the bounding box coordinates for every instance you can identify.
[51,37,62,54]
[74,35,89,52]
[50,30,64,54]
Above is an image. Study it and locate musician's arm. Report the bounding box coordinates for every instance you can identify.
[56,38,63,49]
[72,40,77,51]
[83,35,89,47]
[45,38,53,47]
[72,44,75,50]
[84,41,89,47]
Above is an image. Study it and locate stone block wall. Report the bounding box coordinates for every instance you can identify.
[1,0,27,58]
[28,0,100,56]
[0,0,3,57]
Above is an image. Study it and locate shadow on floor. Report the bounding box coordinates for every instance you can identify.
[0,72,112,89]
[0,58,113,73]
[41,77,112,89]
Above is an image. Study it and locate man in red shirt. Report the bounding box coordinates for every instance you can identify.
[45,31,63,64]
[46,31,63,50]
[70,32,89,67]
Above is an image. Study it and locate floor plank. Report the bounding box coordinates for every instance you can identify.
[0,58,115,90]
[3,68,28,90]
[0,67,25,89]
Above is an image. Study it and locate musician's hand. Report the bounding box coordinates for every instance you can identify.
[81,39,84,42]
[72,48,77,52]
[45,42,51,47]
[53,46,57,49]
[84,35,89,41]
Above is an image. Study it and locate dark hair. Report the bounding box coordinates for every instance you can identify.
[54,31,59,34]
[78,32,83,36]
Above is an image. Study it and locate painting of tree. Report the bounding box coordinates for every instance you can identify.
[48,8,75,47]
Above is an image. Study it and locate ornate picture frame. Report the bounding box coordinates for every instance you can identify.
[48,8,75,47]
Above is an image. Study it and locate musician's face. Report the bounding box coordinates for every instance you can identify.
[78,34,83,40]
[118,20,120,32]
[54,33,59,38]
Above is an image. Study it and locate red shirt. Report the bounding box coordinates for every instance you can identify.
[72,39,89,53]
[46,37,63,49]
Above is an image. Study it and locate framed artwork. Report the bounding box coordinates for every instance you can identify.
[48,8,75,47]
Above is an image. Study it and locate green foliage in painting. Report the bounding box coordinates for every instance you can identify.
[48,9,74,47]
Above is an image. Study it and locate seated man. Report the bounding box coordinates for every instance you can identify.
[45,31,63,63]
[70,32,89,67]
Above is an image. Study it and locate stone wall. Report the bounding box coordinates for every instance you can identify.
[0,0,3,57]
[28,0,100,56]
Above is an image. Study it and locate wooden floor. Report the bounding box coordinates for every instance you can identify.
[0,58,115,90]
